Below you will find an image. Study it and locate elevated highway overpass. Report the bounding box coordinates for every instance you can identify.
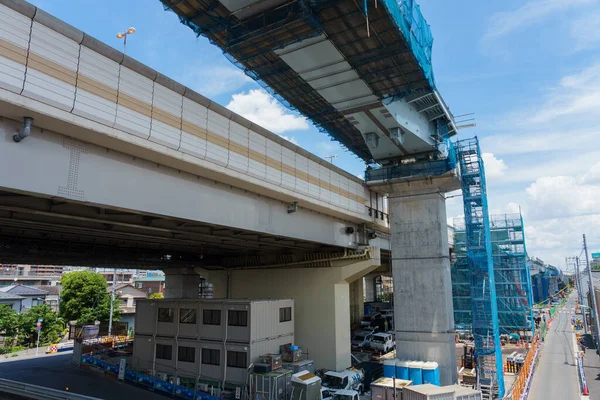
[0,0,392,371]
[160,0,461,386]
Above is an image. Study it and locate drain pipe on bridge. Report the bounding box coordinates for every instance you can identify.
[13,117,33,143]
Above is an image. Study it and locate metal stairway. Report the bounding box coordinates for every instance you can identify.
[455,137,504,398]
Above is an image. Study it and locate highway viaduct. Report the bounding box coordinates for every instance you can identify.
[0,0,393,372]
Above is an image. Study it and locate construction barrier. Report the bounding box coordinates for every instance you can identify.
[577,352,589,396]
[45,344,58,354]
[506,337,540,400]
[81,355,221,400]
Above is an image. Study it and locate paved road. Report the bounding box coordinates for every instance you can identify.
[529,294,582,400]
[0,352,166,400]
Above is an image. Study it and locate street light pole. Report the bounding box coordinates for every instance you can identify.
[108,27,135,338]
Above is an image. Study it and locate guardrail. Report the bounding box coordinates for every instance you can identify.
[0,378,101,400]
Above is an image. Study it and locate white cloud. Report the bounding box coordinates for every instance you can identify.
[185,66,252,97]
[570,11,600,51]
[483,0,594,41]
[481,129,599,156]
[226,89,308,135]
[528,62,600,124]
[481,153,507,180]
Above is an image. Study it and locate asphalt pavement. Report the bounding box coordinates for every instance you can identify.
[528,294,584,400]
[0,352,167,400]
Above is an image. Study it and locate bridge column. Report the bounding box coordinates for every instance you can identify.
[372,174,460,385]
[364,274,377,302]
[211,248,380,371]
[349,278,364,326]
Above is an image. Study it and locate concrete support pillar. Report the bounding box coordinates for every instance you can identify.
[211,248,380,371]
[364,274,377,303]
[375,174,460,386]
[349,278,364,326]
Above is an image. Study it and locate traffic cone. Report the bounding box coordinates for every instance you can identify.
[583,383,589,396]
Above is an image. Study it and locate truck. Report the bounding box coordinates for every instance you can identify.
[369,333,395,353]
[331,389,360,400]
[351,331,374,350]
[291,370,358,400]
[321,368,365,394]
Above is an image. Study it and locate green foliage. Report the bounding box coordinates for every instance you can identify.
[0,305,20,342]
[18,304,64,346]
[149,292,164,299]
[59,270,120,324]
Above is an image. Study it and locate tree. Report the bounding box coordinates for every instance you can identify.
[18,304,64,346]
[149,293,164,299]
[0,305,20,346]
[59,270,120,324]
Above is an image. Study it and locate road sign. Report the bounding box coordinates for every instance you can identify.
[37,318,43,323]
[118,359,127,381]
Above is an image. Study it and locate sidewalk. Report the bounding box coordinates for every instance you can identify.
[581,334,600,396]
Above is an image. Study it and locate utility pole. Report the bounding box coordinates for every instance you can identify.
[108,270,116,337]
[575,257,588,333]
[584,234,600,348]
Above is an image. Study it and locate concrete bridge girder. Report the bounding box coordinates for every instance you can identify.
[0,117,369,253]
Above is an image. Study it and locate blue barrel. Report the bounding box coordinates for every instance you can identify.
[395,360,409,380]
[383,359,396,377]
[422,362,440,386]
[408,361,423,385]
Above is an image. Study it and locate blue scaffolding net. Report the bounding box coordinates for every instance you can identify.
[453,213,535,334]
[454,137,504,397]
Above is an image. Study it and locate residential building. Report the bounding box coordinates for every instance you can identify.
[0,285,48,312]
[0,264,60,287]
[99,269,134,285]
[0,292,24,312]
[34,285,61,312]
[109,283,148,332]
[132,299,294,386]
[134,276,166,296]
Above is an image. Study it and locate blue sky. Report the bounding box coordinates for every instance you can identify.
[30,0,600,269]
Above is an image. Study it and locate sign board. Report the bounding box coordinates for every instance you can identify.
[235,387,241,399]
[118,358,127,381]
[592,253,600,259]
[37,318,43,323]
[79,325,99,339]
[35,322,42,331]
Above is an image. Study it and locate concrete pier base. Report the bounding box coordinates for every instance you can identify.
[374,174,460,386]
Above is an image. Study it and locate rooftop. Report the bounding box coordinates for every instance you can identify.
[133,276,165,282]
[0,292,25,301]
[0,284,49,296]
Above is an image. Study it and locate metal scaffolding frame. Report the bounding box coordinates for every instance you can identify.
[453,213,535,334]
[454,137,504,398]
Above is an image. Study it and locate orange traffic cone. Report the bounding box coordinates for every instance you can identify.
[583,383,589,396]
